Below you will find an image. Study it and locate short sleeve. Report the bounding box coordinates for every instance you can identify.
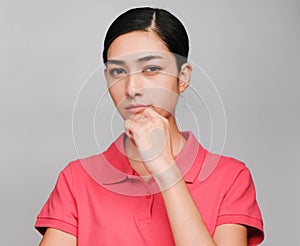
[35,165,78,237]
[217,167,264,245]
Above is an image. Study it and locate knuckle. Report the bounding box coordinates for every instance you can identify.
[152,117,163,126]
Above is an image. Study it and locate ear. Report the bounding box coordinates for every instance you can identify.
[178,63,192,93]
[104,67,108,81]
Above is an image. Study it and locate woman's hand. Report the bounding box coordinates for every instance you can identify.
[124,107,175,176]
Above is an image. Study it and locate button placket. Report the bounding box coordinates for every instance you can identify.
[135,183,154,222]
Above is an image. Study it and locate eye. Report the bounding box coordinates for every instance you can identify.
[143,66,162,74]
[109,68,127,77]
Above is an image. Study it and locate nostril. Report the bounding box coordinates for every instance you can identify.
[127,87,136,97]
[126,74,142,97]
[127,87,142,98]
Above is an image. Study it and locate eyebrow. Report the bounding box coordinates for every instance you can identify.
[137,55,163,62]
[107,55,163,65]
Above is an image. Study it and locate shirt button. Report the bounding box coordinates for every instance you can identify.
[144,194,151,199]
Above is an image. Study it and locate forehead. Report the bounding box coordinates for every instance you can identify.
[107,30,170,60]
[106,52,175,67]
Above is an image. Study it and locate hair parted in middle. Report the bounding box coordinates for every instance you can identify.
[102,7,189,71]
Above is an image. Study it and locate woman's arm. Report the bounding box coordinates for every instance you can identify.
[39,228,77,246]
[213,224,248,245]
[159,175,247,245]
[125,107,248,245]
[160,177,215,245]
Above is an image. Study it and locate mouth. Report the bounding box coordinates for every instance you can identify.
[125,104,149,114]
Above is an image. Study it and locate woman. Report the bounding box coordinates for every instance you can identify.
[35,7,264,245]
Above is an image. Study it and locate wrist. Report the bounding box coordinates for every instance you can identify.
[153,162,183,191]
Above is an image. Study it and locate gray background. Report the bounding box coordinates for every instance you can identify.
[1,0,299,245]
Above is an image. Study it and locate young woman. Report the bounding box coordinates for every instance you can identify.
[35,7,264,245]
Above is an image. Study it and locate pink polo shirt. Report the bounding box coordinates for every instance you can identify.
[35,131,264,245]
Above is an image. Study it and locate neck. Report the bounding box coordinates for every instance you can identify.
[166,115,186,156]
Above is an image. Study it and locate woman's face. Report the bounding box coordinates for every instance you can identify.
[105,30,189,120]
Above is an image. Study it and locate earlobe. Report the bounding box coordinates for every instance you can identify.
[179,63,192,93]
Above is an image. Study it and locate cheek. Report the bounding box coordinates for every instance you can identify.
[108,81,124,105]
[144,86,179,114]
[139,75,180,115]
[108,85,130,120]
[150,75,179,113]
[108,90,125,120]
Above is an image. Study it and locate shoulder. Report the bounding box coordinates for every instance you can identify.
[203,153,259,207]
[199,150,254,189]
[184,132,251,184]
[217,155,249,176]
[59,153,105,180]
[196,151,261,212]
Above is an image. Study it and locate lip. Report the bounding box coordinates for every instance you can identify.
[125,104,149,114]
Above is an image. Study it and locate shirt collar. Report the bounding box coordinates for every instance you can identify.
[101,131,207,184]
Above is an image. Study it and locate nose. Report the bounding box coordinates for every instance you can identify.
[125,73,142,98]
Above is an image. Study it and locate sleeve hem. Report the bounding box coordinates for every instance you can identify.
[217,214,264,245]
[35,217,77,237]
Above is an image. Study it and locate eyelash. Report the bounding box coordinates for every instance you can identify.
[143,66,162,73]
[108,66,162,78]
[109,68,126,77]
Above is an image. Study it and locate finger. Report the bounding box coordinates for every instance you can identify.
[143,106,162,118]
[124,119,144,138]
[124,120,134,139]
[130,111,150,123]
[143,107,169,126]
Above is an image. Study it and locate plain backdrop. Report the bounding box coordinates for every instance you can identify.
[1,0,299,245]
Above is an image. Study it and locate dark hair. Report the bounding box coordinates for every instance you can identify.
[102,7,189,71]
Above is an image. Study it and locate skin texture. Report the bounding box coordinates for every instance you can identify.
[39,30,248,245]
[39,228,76,245]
